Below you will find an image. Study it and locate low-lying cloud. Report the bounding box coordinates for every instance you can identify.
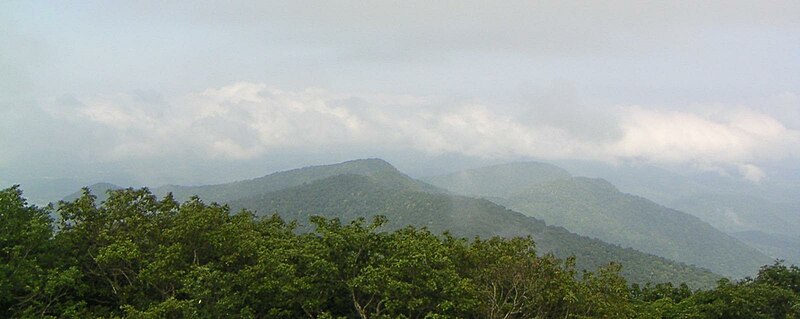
[29,82,800,182]
[612,107,799,164]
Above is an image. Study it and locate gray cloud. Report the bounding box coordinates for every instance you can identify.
[126,1,799,55]
[9,82,796,184]
[8,1,798,100]
[2,1,798,188]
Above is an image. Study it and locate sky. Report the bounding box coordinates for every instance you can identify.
[1,1,799,197]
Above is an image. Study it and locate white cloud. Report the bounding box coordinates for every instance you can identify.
[393,105,598,160]
[39,83,800,182]
[611,107,800,165]
[48,83,380,161]
[738,163,766,183]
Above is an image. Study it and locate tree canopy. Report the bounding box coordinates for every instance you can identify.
[1,186,798,318]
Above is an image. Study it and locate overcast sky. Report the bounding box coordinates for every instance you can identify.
[2,1,799,193]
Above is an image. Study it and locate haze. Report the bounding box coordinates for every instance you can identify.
[2,1,799,203]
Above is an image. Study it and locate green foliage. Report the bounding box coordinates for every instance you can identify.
[630,264,800,319]
[4,185,799,318]
[501,177,771,278]
[426,162,772,279]
[0,185,63,318]
[229,174,721,288]
[754,261,800,294]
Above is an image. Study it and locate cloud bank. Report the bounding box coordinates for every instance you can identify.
[27,82,799,182]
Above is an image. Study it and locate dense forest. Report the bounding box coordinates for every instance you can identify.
[69,159,722,287]
[228,174,720,287]
[3,186,799,318]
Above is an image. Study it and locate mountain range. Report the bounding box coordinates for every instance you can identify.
[68,159,726,288]
[552,160,800,265]
[423,162,772,278]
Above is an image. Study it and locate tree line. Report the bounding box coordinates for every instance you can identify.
[2,186,798,318]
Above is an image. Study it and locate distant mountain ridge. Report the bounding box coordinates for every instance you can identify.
[227,173,720,288]
[730,230,800,265]
[422,161,572,198]
[424,162,773,278]
[153,158,441,203]
[552,160,800,265]
[671,193,800,236]
[64,159,721,288]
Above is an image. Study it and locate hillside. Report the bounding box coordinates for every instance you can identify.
[154,158,439,203]
[730,230,800,265]
[670,193,800,237]
[502,177,772,278]
[60,159,726,287]
[228,173,721,288]
[554,160,800,265]
[425,162,772,278]
[422,161,572,198]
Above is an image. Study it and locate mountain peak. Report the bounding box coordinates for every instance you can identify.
[333,158,399,172]
[489,161,569,171]
[153,158,421,203]
[570,177,619,193]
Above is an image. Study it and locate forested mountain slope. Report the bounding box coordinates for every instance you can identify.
[554,160,800,265]
[154,158,439,203]
[731,230,800,265]
[671,193,800,237]
[228,174,721,288]
[501,178,772,278]
[425,162,772,278]
[422,162,572,198]
[58,159,729,287]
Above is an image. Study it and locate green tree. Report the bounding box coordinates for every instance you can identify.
[0,186,67,317]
